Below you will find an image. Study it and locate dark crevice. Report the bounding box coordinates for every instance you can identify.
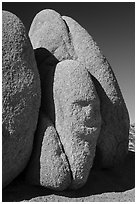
[63,18,78,61]
[56,129,73,184]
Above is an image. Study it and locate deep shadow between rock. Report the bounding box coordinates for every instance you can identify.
[34,47,59,124]
[2,151,135,201]
[57,150,135,198]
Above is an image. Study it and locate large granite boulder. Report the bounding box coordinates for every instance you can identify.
[54,60,101,189]
[2,11,41,188]
[29,9,130,168]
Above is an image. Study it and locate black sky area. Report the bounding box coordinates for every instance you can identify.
[2,2,135,123]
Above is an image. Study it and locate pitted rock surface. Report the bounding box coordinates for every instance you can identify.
[3,8,130,192]
[25,48,71,191]
[29,9,129,168]
[2,11,41,188]
[62,16,130,167]
[29,9,76,61]
[25,110,71,191]
[25,48,101,189]
[54,60,101,189]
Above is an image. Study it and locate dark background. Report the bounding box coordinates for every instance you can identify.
[2,2,135,123]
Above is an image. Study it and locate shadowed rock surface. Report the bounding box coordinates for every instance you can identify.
[2,11,41,188]
[2,151,135,202]
[34,48,59,123]
[54,60,101,189]
[24,48,71,190]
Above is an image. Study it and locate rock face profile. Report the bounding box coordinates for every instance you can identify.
[29,9,130,169]
[2,11,41,188]
[54,60,101,189]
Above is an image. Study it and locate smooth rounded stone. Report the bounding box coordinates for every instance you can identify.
[2,11,41,188]
[54,60,101,189]
[25,111,71,191]
[29,9,76,61]
[62,16,130,168]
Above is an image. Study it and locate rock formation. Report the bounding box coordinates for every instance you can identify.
[25,48,71,191]
[29,9,130,168]
[2,11,41,188]
[3,8,130,191]
[54,60,101,189]
[29,9,76,61]
[25,110,71,191]
[62,16,130,167]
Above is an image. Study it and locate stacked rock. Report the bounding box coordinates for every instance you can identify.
[2,9,130,191]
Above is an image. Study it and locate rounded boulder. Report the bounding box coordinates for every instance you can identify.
[2,11,41,188]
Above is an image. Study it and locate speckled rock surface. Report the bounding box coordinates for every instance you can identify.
[25,111,71,191]
[29,9,76,61]
[54,60,101,189]
[25,53,101,190]
[2,11,41,188]
[29,9,129,169]
[24,48,71,190]
[63,16,130,167]
[26,189,135,202]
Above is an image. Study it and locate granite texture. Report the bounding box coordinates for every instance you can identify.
[2,11,41,188]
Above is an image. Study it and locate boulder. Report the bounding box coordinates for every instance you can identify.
[54,60,101,189]
[29,9,76,61]
[62,16,130,167]
[25,110,71,191]
[2,11,41,188]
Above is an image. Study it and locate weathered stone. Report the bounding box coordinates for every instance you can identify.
[54,60,101,189]
[25,110,71,191]
[29,9,76,61]
[28,9,130,190]
[62,16,130,167]
[2,11,41,188]
[25,48,71,190]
